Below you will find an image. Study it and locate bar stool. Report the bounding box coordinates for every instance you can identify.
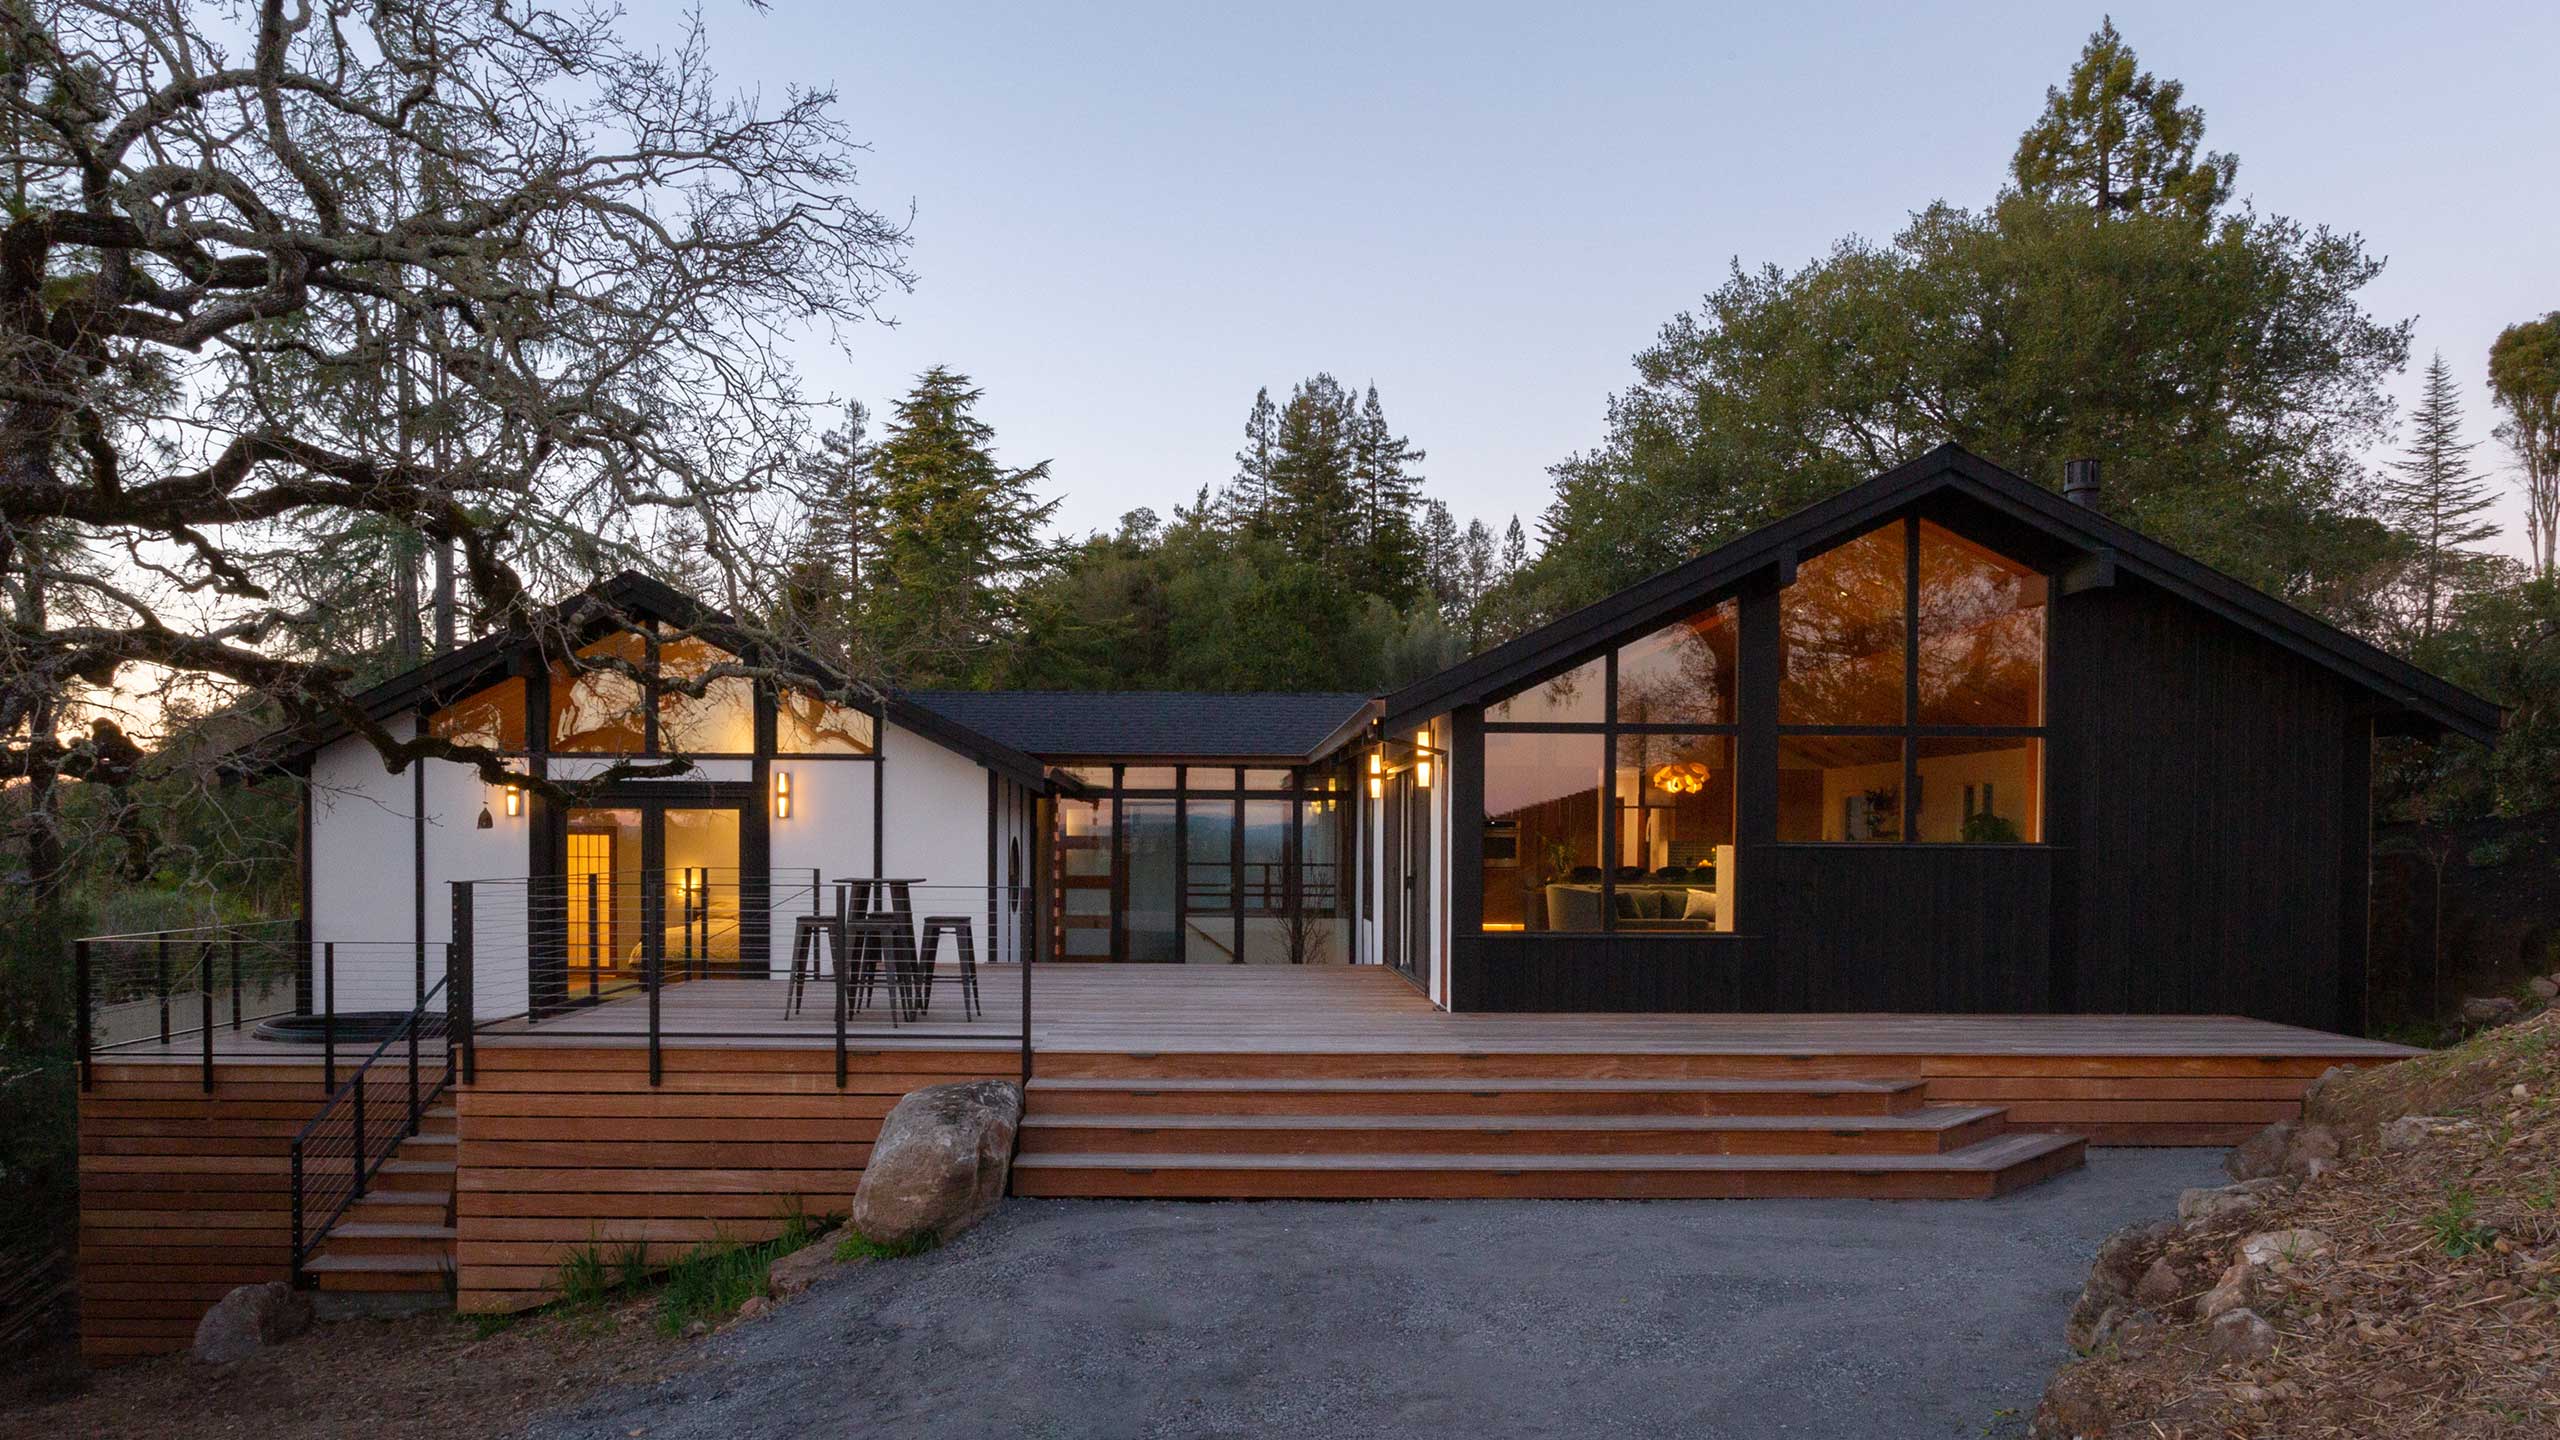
[916,915,981,1020]
[782,912,842,1019]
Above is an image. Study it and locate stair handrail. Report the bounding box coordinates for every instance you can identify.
[289,969,453,1287]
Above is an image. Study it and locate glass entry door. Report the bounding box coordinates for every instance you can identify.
[558,801,746,1001]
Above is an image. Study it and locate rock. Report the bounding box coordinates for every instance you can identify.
[851,1080,1024,1248]
[2206,1308,2279,1366]
[2459,995,2519,1025]
[2225,1121,2295,1181]
[2179,1178,2288,1224]
[2030,1366,2113,1439]
[682,1318,710,1338]
[2132,1257,2183,1307]
[2240,1228,2331,1268]
[2089,1305,2161,1355]
[2530,976,2558,1001]
[2379,1115,2477,1152]
[190,1281,313,1365]
[765,1239,839,1297]
[2199,1259,2255,1320]
[2281,1123,2339,1177]
[2298,1064,2356,1122]
[734,1296,771,1320]
[2067,1219,2177,1348]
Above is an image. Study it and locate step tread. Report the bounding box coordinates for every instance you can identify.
[1024,1107,2005,1133]
[1027,1076,1923,1095]
[1014,1132,2080,1174]
[303,1253,451,1274]
[378,1158,456,1174]
[324,1223,457,1240]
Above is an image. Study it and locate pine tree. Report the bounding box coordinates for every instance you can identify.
[1223,387,1281,531]
[1417,499,1461,606]
[865,367,1061,683]
[1266,374,1360,572]
[1350,383,1428,598]
[781,400,879,661]
[2381,353,2499,640]
[2012,18,2235,224]
[1498,516,1530,581]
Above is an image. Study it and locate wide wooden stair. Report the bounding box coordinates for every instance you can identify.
[1014,1059,2085,1200]
[301,1102,457,1305]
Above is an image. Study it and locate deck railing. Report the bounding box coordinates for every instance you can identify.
[450,869,1038,1087]
[288,973,455,1286]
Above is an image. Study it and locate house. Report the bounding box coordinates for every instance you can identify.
[74,444,2492,1358]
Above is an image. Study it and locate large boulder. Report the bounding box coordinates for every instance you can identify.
[851,1080,1023,1247]
[191,1281,312,1365]
[2224,1121,2294,1182]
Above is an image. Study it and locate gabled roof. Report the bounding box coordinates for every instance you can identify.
[234,572,1054,789]
[1380,444,2503,744]
[900,690,1379,764]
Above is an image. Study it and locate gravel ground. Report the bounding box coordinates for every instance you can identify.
[536,1147,2226,1440]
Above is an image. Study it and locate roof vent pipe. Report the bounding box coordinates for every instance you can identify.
[2063,458,2101,508]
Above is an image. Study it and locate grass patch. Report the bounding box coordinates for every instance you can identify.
[833,1229,936,1263]
[556,1237,611,1308]
[2423,1186,2496,1258]
[466,1311,521,1341]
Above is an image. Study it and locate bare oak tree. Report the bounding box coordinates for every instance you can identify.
[0,0,913,891]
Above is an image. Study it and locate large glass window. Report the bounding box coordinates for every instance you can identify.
[429,675,528,751]
[1613,733,1735,928]
[777,690,877,755]
[550,633,651,753]
[1481,731,1607,932]
[656,637,756,755]
[1777,516,2045,843]
[1617,602,1739,725]
[1487,653,1605,724]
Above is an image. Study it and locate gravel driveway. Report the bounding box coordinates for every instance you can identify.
[536,1147,2223,1440]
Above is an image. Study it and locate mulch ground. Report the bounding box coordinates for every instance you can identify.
[0,1298,693,1440]
[2040,1012,2560,1438]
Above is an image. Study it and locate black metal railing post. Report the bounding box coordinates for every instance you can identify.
[645,911,663,1088]
[289,1140,306,1289]
[350,1064,367,1202]
[199,942,215,1094]
[407,941,423,1136]
[229,934,243,1030]
[155,934,170,1046]
[73,939,91,1091]
[1021,883,1035,1085]
[453,886,475,1086]
[321,941,337,1093]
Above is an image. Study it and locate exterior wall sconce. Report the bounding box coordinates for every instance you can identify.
[1367,749,1384,800]
[504,784,524,817]
[480,781,524,830]
[774,769,794,820]
[1414,729,1433,789]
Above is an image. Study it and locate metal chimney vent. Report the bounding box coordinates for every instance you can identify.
[2063,459,2101,508]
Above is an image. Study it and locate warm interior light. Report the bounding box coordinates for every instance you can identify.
[1650,761,1711,795]
[774,770,793,820]
[503,783,523,817]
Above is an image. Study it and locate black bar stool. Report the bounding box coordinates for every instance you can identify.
[782,912,842,1020]
[916,915,981,1020]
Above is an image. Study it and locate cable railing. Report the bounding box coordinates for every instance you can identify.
[288,973,454,1286]
[451,868,1040,1087]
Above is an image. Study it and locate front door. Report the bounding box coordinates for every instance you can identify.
[548,795,757,1009]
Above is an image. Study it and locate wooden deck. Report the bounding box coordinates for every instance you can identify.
[80,964,2418,1350]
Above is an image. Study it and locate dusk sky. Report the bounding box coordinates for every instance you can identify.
[692,2,2559,557]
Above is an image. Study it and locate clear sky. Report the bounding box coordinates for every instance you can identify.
[680,2,2559,558]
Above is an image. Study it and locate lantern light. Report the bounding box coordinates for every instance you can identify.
[774,770,794,820]
[503,783,523,817]
[1414,729,1433,788]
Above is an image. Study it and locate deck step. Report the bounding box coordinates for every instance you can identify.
[303,1252,451,1292]
[1011,1132,2086,1201]
[378,1157,455,1176]
[1019,1107,2009,1157]
[1025,1075,1927,1118]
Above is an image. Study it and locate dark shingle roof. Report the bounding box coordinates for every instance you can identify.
[898,691,1377,763]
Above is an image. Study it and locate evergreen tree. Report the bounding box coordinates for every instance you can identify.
[1350,383,1428,598]
[2012,18,2236,224]
[2380,353,2499,641]
[1266,374,1361,572]
[1223,387,1281,531]
[1417,499,1462,607]
[780,401,879,661]
[864,367,1061,683]
[1498,516,1530,580]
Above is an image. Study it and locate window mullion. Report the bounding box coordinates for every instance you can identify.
[1902,514,1919,843]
